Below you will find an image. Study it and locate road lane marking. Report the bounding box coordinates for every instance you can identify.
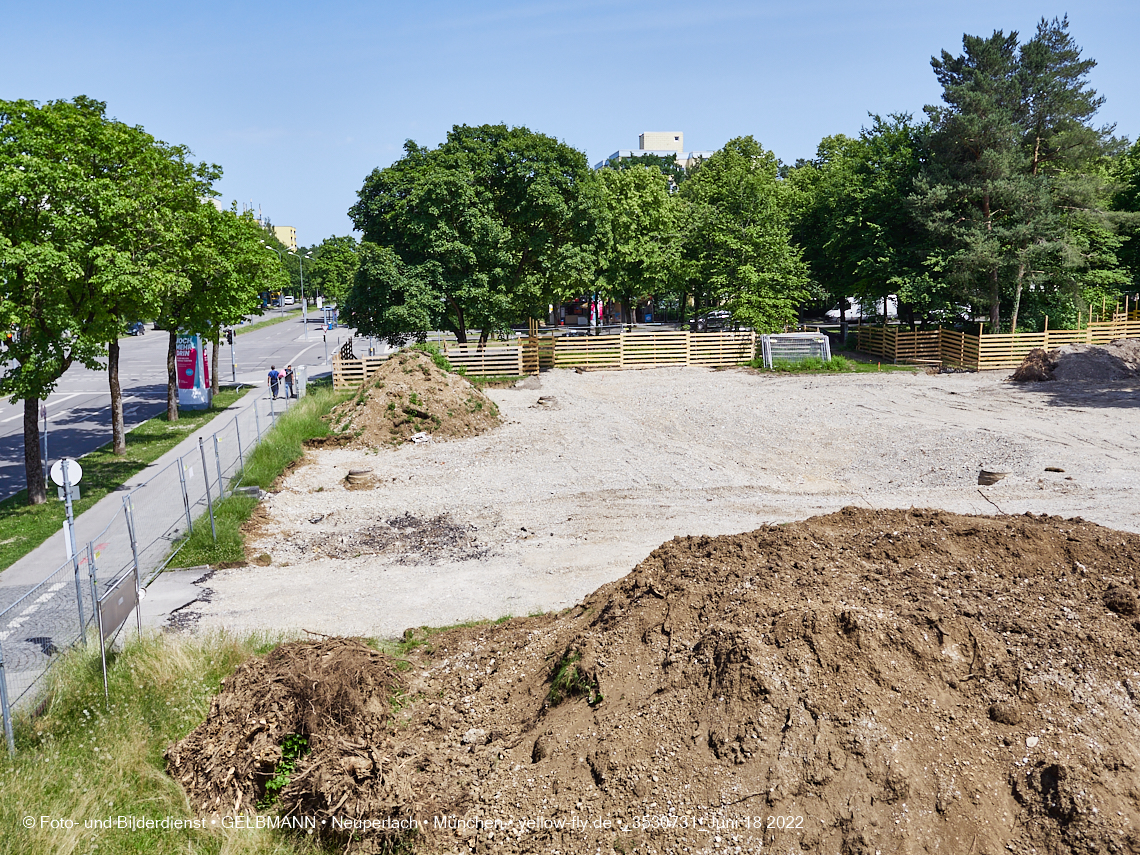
[1,392,84,422]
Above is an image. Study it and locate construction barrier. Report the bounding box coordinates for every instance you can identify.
[857,317,1140,370]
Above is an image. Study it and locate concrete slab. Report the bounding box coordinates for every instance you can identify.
[140,567,210,629]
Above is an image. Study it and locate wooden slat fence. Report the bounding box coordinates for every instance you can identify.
[857,318,1140,371]
[444,344,524,377]
[332,330,761,388]
[332,357,388,390]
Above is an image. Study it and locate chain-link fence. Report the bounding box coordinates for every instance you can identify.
[0,388,300,751]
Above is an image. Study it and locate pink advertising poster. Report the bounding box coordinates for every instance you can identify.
[176,333,212,409]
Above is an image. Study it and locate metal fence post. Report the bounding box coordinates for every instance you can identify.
[199,437,217,542]
[0,638,14,754]
[73,546,86,645]
[178,457,193,536]
[87,541,99,629]
[235,416,245,478]
[254,403,261,440]
[212,434,225,500]
[124,499,143,637]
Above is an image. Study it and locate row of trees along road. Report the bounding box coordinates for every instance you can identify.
[0,97,285,504]
[789,16,1140,333]
[344,17,1137,347]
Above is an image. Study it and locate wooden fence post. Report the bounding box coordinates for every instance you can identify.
[1043,315,1049,350]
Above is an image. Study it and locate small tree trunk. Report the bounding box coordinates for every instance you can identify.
[166,329,179,422]
[478,328,490,351]
[989,267,1001,333]
[24,397,46,505]
[447,296,467,345]
[109,339,126,455]
[1010,263,1025,335]
[211,334,220,394]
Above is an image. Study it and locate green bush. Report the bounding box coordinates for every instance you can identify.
[408,342,454,373]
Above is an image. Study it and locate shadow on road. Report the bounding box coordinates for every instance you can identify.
[1006,378,1140,410]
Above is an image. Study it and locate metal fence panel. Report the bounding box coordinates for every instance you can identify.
[0,390,286,737]
[760,333,832,368]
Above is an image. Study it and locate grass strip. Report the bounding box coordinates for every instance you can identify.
[234,308,304,337]
[746,355,917,373]
[0,632,317,855]
[0,388,246,574]
[169,382,348,567]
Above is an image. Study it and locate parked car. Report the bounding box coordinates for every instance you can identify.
[283,295,295,306]
[127,321,146,336]
[694,310,733,332]
[825,296,898,322]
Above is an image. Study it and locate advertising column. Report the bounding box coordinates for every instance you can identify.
[176,333,213,410]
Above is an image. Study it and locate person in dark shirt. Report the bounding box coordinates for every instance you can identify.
[284,365,295,398]
[267,365,280,399]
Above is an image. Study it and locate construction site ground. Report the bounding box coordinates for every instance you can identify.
[185,365,1140,638]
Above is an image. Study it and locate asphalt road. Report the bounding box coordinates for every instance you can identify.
[0,311,378,501]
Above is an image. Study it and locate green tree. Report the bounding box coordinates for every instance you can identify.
[155,203,283,419]
[349,124,598,345]
[915,17,1125,332]
[306,235,359,306]
[0,97,214,501]
[790,116,946,330]
[677,137,809,331]
[593,166,679,324]
[341,243,438,346]
[607,152,690,187]
[1111,140,1140,291]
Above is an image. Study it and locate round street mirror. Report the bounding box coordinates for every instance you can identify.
[49,458,83,487]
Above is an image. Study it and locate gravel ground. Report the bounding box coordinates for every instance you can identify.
[190,366,1140,638]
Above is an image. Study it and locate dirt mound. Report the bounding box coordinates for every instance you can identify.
[172,509,1140,854]
[327,349,500,447]
[1010,347,1057,381]
[1011,339,1140,382]
[165,637,412,852]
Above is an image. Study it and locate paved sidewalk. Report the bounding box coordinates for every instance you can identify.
[0,384,263,591]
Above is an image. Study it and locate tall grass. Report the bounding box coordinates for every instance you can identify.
[0,633,315,855]
[746,355,916,373]
[170,384,348,567]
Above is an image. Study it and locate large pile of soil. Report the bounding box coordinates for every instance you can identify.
[1011,339,1140,382]
[171,509,1140,854]
[327,349,500,447]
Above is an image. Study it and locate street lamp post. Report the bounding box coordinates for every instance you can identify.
[261,241,285,317]
[291,250,312,341]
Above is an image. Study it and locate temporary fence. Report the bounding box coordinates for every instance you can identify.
[332,330,760,389]
[0,389,298,751]
[856,316,1140,370]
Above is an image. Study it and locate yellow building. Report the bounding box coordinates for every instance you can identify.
[273,226,297,250]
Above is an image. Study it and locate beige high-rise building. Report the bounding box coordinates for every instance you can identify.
[639,131,683,150]
[273,226,297,250]
[596,132,714,171]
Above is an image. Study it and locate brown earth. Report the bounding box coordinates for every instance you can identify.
[169,507,1140,855]
[1011,339,1140,382]
[326,350,500,447]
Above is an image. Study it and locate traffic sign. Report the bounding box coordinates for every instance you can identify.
[49,458,83,487]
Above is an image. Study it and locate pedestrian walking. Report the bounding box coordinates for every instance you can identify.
[284,365,295,398]
[267,365,280,399]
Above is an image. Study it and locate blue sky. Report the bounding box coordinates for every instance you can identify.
[4,1,1136,244]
